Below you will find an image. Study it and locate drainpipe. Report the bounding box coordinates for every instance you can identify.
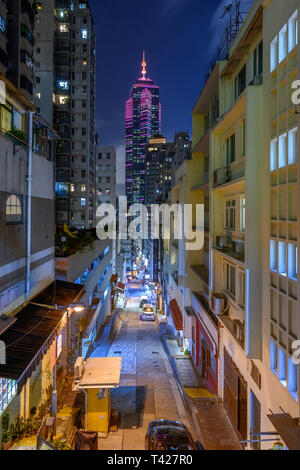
[26,111,34,297]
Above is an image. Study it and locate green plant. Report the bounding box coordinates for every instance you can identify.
[1,431,11,444]
[51,438,72,451]
[1,413,10,433]
[9,127,27,142]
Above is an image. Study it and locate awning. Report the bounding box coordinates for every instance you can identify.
[169,299,183,331]
[0,304,66,392]
[267,413,300,450]
[33,280,85,308]
[116,282,125,292]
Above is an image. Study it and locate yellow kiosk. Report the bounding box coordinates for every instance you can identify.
[73,357,122,433]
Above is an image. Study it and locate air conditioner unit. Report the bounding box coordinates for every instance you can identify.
[233,320,244,343]
[216,236,226,249]
[74,356,85,381]
[212,294,225,316]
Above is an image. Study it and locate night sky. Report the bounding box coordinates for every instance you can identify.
[89,0,254,184]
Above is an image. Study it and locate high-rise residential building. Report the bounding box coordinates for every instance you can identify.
[0,0,35,101]
[144,135,172,281]
[34,0,96,230]
[171,132,192,185]
[125,52,161,207]
[96,146,117,208]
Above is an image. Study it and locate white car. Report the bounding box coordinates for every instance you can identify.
[140,304,156,321]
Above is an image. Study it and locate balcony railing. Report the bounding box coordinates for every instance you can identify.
[213,159,245,187]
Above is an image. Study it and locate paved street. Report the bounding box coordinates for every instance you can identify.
[95,282,194,450]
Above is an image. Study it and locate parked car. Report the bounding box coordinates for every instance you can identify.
[145,420,198,450]
[140,304,155,321]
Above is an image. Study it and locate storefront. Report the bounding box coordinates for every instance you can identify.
[192,292,218,395]
[168,299,184,348]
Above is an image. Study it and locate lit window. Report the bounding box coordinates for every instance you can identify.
[79,3,87,8]
[70,184,75,192]
[270,138,277,171]
[279,24,287,63]
[288,10,298,52]
[270,36,278,71]
[288,243,298,280]
[6,194,23,224]
[278,241,287,276]
[0,378,17,415]
[270,340,277,375]
[81,184,86,192]
[81,29,88,39]
[81,198,86,207]
[58,95,69,105]
[278,133,287,168]
[288,127,298,164]
[288,358,298,401]
[278,348,287,387]
[35,92,41,99]
[59,24,68,33]
[270,240,277,271]
[59,81,69,90]
[224,262,236,299]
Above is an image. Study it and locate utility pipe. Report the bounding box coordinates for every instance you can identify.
[26,111,34,297]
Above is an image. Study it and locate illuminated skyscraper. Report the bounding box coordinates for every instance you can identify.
[125,52,161,206]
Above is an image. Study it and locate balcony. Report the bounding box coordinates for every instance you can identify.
[214,236,245,262]
[190,265,209,285]
[219,315,245,350]
[213,158,245,188]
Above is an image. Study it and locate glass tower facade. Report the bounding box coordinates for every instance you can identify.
[125,52,161,207]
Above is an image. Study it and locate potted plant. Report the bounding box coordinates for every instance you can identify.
[1,431,12,450]
[1,413,12,450]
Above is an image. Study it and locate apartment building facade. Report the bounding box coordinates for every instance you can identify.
[34,0,96,229]
[182,0,300,449]
[96,146,117,208]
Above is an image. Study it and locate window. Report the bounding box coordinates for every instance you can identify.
[288,358,298,401]
[270,240,277,271]
[234,65,246,99]
[288,244,298,280]
[81,184,86,192]
[6,194,23,224]
[106,177,110,183]
[279,24,288,63]
[253,41,263,77]
[270,340,277,374]
[59,24,68,33]
[225,263,236,298]
[81,28,88,39]
[225,134,235,165]
[81,170,86,178]
[238,270,246,309]
[270,36,278,71]
[270,138,278,171]
[288,11,298,53]
[70,184,75,192]
[278,241,287,276]
[278,348,287,387]
[242,119,246,156]
[81,198,86,207]
[240,197,246,232]
[98,153,102,159]
[288,127,298,164]
[225,199,236,230]
[0,378,17,415]
[278,133,287,168]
